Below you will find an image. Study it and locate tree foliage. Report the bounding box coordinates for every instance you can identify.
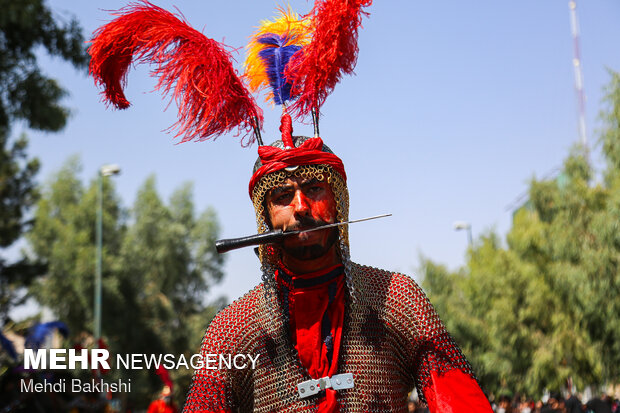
[0,0,89,319]
[423,71,620,397]
[0,0,88,132]
[27,161,226,406]
[28,158,123,331]
[0,134,42,319]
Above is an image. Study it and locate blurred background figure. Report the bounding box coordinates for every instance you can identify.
[564,392,583,413]
[517,399,534,413]
[407,390,429,413]
[497,394,513,413]
[147,385,177,413]
[586,393,613,413]
[540,392,566,413]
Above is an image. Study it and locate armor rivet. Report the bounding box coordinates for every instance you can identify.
[300,388,305,393]
[347,378,352,384]
[310,386,315,391]
[336,379,341,385]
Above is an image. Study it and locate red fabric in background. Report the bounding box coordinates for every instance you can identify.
[424,369,493,413]
[277,264,345,413]
[146,399,177,413]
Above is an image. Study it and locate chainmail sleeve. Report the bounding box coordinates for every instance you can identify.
[344,263,491,412]
[183,309,238,412]
[395,276,475,395]
[183,286,265,412]
[380,269,492,412]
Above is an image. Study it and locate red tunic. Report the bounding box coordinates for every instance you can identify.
[276,264,345,412]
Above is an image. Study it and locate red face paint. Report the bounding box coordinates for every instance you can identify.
[266,176,338,265]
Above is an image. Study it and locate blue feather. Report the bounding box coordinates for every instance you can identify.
[0,331,17,360]
[257,34,302,105]
[25,321,69,350]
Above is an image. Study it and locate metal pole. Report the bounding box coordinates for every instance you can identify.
[568,0,588,158]
[94,164,120,344]
[95,171,103,342]
[453,221,473,247]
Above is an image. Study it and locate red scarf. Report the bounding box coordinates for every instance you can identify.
[248,137,346,197]
[276,264,345,413]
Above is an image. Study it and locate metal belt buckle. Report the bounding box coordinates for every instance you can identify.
[297,373,354,399]
[330,373,354,391]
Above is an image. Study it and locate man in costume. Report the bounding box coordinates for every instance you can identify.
[182,135,494,412]
[87,1,495,411]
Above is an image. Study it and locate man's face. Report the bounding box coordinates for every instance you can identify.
[265,175,338,261]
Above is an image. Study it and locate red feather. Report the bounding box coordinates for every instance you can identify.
[285,0,372,118]
[156,365,173,390]
[88,1,262,144]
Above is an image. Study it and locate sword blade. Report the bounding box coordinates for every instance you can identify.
[215,214,391,253]
[287,213,392,236]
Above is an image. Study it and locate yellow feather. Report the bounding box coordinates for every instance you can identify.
[244,6,311,104]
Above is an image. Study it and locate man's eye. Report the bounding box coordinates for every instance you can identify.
[274,193,293,203]
[307,185,323,194]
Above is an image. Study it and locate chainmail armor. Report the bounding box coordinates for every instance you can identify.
[184,263,476,412]
[185,138,477,411]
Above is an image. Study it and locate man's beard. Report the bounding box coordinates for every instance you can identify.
[283,227,339,260]
[281,216,339,260]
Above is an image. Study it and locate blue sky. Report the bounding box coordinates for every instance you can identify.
[15,0,620,304]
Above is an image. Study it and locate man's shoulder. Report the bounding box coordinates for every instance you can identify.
[350,262,434,314]
[210,283,267,327]
[199,284,270,352]
[350,262,445,339]
[350,262,421,294]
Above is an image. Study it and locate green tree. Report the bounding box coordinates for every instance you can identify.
[28,158,124,332]
[0,0,89,319]
[0,134,42,320]
[112,177,226,401]
[0,0,88,131]
[424,72,620,396]
[584,70,620,383]
[28,162,226,407]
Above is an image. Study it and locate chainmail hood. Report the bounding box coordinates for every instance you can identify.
[249,136,353,298]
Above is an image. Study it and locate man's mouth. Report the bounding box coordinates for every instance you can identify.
[286,217,330,232]
[295,225,322,233]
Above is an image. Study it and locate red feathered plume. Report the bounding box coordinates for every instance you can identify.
[88,1,262,144]
[155,365,173,390]
[285,0,372,119]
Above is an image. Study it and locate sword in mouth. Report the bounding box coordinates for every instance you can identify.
[215,213,392,254]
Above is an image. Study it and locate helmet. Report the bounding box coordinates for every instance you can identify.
[249,136,350,273]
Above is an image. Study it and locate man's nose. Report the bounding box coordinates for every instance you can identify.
[292,190,310,214]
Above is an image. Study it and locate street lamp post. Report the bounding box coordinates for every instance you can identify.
[95,164,121,343]
[453,221,472,246]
